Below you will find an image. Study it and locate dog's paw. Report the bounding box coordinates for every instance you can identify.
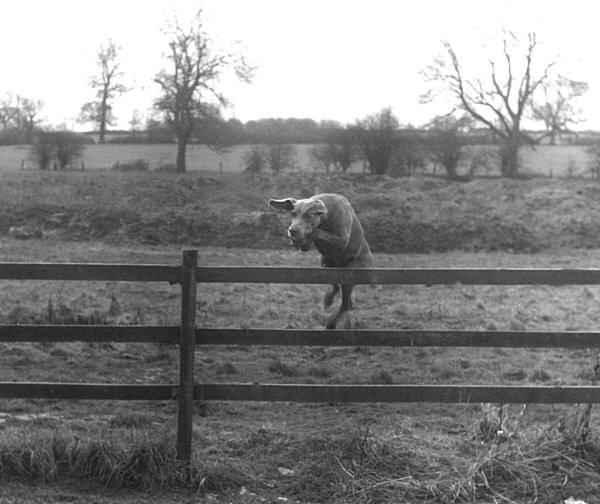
[325,311,364,330]
[325,312,342,329]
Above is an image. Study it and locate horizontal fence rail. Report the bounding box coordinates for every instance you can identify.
[0,325,179,343]
[198,266,600,285]
[4,326,600,348]
[195,384,600,404]
[3,263,600,285]
[0,382,176,400]
[0,262,180,282]
[196,328,600,348]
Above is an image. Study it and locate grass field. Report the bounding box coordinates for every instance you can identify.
[1,241,600,502]
[2,170,600,501]
[0,142,596,177]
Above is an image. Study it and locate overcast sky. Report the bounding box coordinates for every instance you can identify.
[2,0,599,130]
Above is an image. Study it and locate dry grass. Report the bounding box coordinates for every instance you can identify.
[0,428,196,488]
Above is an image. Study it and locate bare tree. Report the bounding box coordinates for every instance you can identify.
[422,31,554,177]
[0,94,43,138]
[0,93,17,130]
[531,75,589,145]
[154,9,252,173]
[20,98,44,142]
[79,40,127,144]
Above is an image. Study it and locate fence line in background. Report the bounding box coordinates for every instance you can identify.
[3,255,600,461]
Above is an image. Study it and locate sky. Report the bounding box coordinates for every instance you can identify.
[2,0,600,131]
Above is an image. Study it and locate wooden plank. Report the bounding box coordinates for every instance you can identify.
[177,250,197,463]
[3,381,599,404]
[0,382,175,400]
[0,325,179,343]
[0,263,180,282]
[5,263,600,286]
[196,328,600,348]
[195,383,600,404]
[197,266,600,286]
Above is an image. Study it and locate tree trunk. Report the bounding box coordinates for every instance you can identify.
[99,89,110,144]
[99,117,106,144]
[445,161,457,180]
[500,137,520,178]
[99,101,107,144]
[176,137,188,172]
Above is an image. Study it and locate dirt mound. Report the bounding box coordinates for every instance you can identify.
[2,171,600,253]
[363,213,542,253]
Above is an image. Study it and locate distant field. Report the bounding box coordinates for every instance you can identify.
[0,143,319,173]
[0,143,594,177]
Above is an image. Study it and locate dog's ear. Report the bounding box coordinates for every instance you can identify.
[308,198,327,216]
[268,198,297,212]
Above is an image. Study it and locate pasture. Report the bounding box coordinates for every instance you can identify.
[2,169,600,502]
[0,141,595,177]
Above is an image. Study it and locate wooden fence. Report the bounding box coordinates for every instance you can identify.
[3,250,600,462]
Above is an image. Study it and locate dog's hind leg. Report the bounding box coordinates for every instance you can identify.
[326,284,354,329]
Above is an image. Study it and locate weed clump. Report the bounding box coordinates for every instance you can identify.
[0,434,196,489]
[267,359,298,377]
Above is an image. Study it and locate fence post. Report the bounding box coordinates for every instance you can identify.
[177,249,197,463]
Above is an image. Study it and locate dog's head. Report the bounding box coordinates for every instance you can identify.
[268,197,327,251]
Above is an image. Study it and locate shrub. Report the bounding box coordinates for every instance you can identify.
[370,370,394,384]
[52,131,87,169]
[267,359,298,377]
[216,362,238,375]
[29,130,88,170]
[586,141,600,178]
[29,130,55,170]
[308,365,333,378]
[502,369,527,381]
[310,131,358,173]
[530,368,551,382]
[265,143,297,173]
[243,145,266,173]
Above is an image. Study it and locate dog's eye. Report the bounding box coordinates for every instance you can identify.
[291,211,297,218]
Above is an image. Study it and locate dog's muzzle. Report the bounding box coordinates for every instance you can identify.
[290,237,311,252]
[289,227,313,252]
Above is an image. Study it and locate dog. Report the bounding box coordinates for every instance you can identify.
[268,193,373,329]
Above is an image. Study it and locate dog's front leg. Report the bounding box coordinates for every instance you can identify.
[323,283,339,308]
[313,228,350,250]
[320,255,340,309]
[326,284,354,330]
